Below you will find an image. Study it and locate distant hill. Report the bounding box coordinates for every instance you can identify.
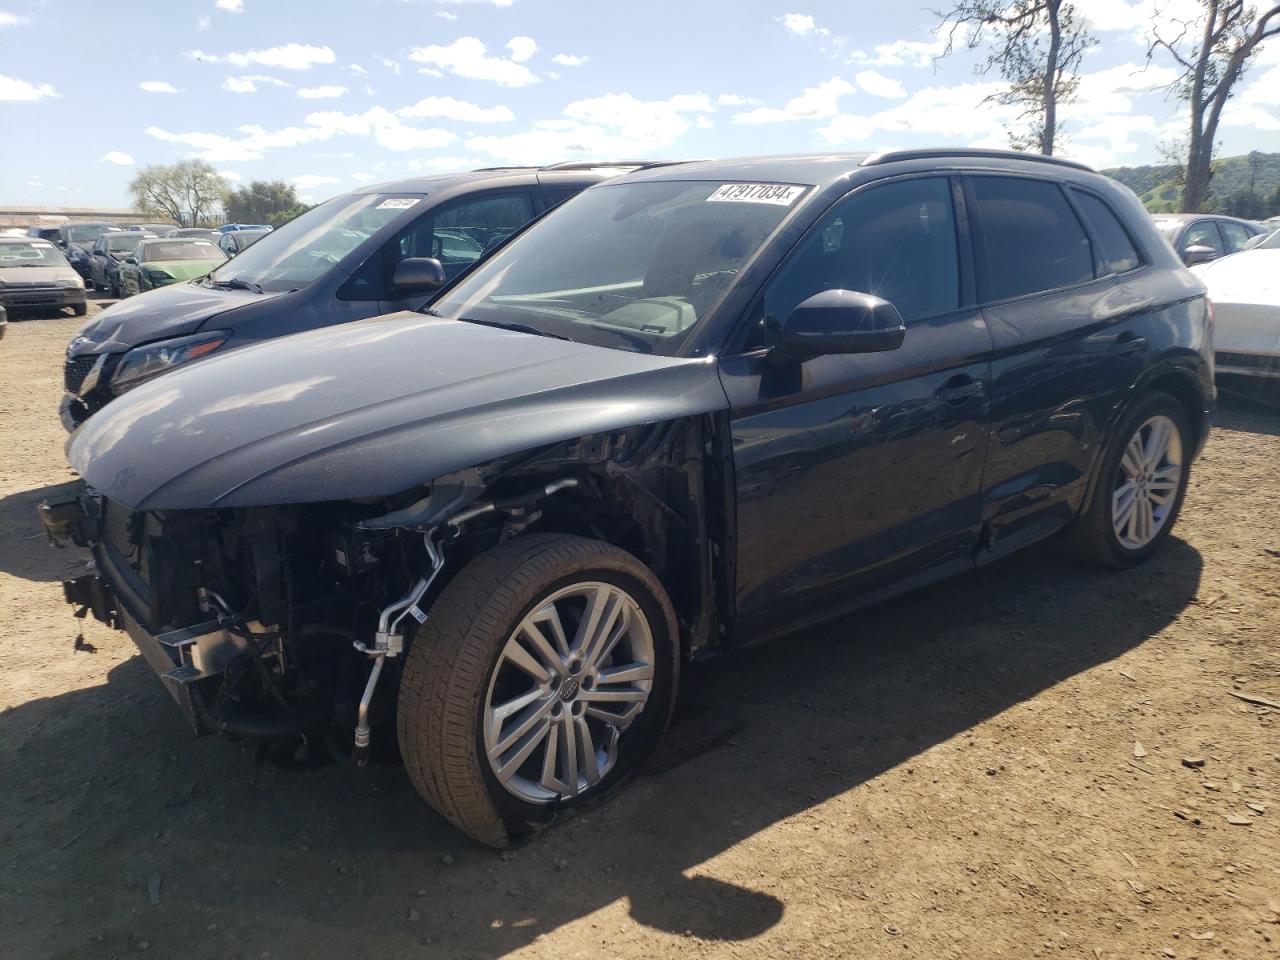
[1103,151,1280,216]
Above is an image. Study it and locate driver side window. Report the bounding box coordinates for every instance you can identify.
[752,177,960,347]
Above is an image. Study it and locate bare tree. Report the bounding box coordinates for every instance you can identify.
[1149,1,1280,212]
[128,160,229,227]
[935,0,1096,155]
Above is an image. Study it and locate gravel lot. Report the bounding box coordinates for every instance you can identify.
[2,299,1278,960]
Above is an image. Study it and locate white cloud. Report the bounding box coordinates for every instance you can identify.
[193,43,336,71]
[298,85,347,99]
[507,36,537,63]
[100,151,135,165]
[291,174,340,190]
[139,80,181,94]
[551,53,586,67]
[0,73,57,101]
[716,93,756,106]
[222,74,290,93]
[819,81,1016,144]
[398,95,514,123]
[196,14,210,30]
[437,0,515,6]
[346,63,368,76]
[437,11,458,20]
[407,155,485,172]
[851,34,949,68]
[352,172,374,182]
[779,13,815,35]
[0,10,29,26]
[855,69,906,99]
[467,92,712,163]
[733,76,854,124]
[215,0,243,10]
[218,169,243,182]
[409,37,538,87]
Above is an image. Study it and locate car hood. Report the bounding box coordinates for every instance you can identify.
[1192,249,1280,306]
[0,266,78,285]
[67,281,278,355]
[68,312,729,510]
[142,259,226,281]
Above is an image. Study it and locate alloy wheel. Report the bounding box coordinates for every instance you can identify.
[1112,413,1183,550]
[482,581,655,805]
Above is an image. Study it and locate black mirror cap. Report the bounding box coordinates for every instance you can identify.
[392,257,447,295]
[775,289,906,362]
[1183,244,1218,266]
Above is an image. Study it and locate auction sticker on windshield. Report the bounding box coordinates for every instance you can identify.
[377,198,422,210]
[706,183,806,205]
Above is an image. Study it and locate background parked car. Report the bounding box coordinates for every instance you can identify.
[0,236,86,317]
[216,222,273,234]
[118,237,227,297]
[1191,227,1280,387]
[60,162,646,430]
[56,222,120,280]
[217,227,271,257]
[26,226,63,242]
[171,227,219,241]
[128,223,178,236]
[1152,213,1267,265]
[89,231,154,295]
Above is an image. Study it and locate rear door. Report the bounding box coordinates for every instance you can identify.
[966,174,1148,558]
[1217,219,1256,255]
[720,175,993,636]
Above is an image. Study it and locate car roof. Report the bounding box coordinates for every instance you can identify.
[620,149,1094,187]
[347,162,667,196]
[1152,212,1259,225]
[140,236,217,244]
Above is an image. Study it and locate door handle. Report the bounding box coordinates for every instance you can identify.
[1111,333,1147,356]
[936,375,985,404]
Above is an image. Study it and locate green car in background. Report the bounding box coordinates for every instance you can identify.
[119,238,228,297]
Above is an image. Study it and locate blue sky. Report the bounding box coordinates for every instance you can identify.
[2,0,1279,208]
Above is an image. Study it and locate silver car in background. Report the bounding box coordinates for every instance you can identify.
[0,237,88,317]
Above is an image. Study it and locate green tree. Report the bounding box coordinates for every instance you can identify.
[1148,1,1280,212]
[223,180,310,228]
[935,0,1096,155]
[128,160,228,227]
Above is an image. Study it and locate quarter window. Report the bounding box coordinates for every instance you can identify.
[760,176,960,331]
[970,176,1094,301]
[1070,189,1141,276]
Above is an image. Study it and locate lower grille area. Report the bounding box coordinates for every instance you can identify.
[65,355,97,394]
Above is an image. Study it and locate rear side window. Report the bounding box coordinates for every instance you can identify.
[970,176,1094,301]
[1218,220,1253,253]
[1070,189,1141,275]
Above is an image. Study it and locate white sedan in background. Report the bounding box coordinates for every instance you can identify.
[1192,229,1280,383]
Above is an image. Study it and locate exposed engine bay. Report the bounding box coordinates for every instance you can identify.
[42,419,724,763]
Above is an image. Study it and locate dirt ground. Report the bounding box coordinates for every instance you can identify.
[1,299,1278,960]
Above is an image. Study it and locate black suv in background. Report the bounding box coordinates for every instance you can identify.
[58,163,656,431]
[50,149,1212,849]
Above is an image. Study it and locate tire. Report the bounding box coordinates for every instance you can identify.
[110,277,120,298]
[72,303,87,317]
[398,533,679,847]
[1070,390,1192,568]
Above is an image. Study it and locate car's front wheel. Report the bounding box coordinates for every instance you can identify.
[398,533,678,847]
[1071,390,1192,567]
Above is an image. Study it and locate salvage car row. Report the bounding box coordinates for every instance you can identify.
[39,149,1223,848]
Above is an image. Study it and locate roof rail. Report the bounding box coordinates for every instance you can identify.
[862,148,1094,172]
[539,160,682,171]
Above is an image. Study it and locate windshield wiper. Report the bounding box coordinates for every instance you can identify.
[455,316,570,341]
[209,277,265,294]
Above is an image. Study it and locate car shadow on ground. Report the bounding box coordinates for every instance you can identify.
[4,530,1204,959]
[0,480,90,582]
[1214,388,1280,436]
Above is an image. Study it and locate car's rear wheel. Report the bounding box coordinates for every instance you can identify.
[72,303,87,317]
[398,533,678,847]
[1070,391,1192,567]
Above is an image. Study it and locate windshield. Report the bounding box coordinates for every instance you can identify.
[143,240,225,262]
[209,192,422,292]
[428,180,807,356]
[0,241,69,267]
[68,224,118,242]
[106,234,145,251]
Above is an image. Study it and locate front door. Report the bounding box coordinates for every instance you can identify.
[718,175,992,637]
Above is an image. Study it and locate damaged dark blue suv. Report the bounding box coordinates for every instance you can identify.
[45,149,1213,848]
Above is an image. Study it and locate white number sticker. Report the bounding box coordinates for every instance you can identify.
[377,198,422,210]
[706,183,806,206]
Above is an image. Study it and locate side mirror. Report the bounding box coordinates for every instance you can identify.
[1242,234,1266,251]
[1183,244,1218,266]
[392,257,447,296]
[773,290,906,363]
